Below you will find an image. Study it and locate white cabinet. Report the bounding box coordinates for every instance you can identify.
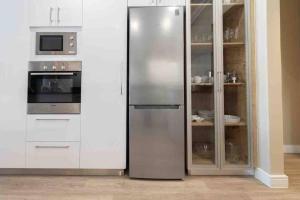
[56,0,83,26]
[27,115,81,142]
[157,0,185,6]
[29,0,82,27]
[80,0,127,169]
[128,0,185,6]
[0,0,28,168]
[128,0,157,7]
[26,142,80,168]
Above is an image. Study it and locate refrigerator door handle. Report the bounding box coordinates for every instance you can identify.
[133,105,181,110]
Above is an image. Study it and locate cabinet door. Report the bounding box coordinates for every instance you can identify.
[157,0,185,6]
[29,0,57,27]
[0,0,28,168]
[128,0,157,7]
[57,0,82,26]
[222,0,250,168]
[80,0,127,169]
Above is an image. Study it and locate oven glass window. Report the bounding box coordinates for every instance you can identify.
[40,35,63,51]
[28,72,81,103]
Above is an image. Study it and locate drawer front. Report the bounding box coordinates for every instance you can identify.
[27,115,81,142]
[26,142,80,169]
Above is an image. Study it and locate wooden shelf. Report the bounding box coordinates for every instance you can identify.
[192,42,213,47]
[191,3,244,7]
[192,82,246,86]
[224,42,245,47]
[192,120,246,127]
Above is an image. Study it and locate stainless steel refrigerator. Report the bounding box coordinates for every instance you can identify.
[128,7,185,179]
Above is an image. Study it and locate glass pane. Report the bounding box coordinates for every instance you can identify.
[222,1,249,165]
[191,2,216,166]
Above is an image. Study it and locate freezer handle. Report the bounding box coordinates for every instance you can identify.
[133,105,181,110]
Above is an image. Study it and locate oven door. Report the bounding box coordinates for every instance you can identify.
[28,72,81,114]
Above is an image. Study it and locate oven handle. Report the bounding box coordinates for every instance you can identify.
[30,72,74,76]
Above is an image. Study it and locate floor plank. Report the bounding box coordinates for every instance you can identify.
[0,154,299,200]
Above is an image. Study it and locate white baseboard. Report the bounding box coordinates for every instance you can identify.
[284,145,300,153]
[255,168,289,188]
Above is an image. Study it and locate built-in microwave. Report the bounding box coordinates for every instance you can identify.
[36,32,77,55]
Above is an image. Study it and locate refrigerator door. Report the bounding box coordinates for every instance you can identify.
[129,105,185,179]
[129,7,184,105]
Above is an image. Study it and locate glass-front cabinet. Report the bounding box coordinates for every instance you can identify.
[188,0,252,175]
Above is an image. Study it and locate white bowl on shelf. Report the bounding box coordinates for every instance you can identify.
[192,115,205,122]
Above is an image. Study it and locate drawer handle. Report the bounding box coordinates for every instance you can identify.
[35,146,70,149]
[35,119,70,121]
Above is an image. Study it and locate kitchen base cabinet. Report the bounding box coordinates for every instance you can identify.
[26,142,80,169]
[27,115,81,142]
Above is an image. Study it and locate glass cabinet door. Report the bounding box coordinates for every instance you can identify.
[190,0,217,167]
[222,0,249,166]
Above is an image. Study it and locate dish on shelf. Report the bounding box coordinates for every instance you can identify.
[198,110,214,120]
[192,115,205,122]
[224,115,240,123]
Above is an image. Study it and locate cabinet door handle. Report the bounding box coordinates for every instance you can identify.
[120,62,123,95]
[49,7,54,24]
[35,146,70,149]
[57,7,61,23]
[35,118,70,121]
[218,72,223,93]
[152,0,156,5]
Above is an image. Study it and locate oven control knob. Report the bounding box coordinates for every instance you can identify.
[52,66,57,70]
[69,43,74,47]
[43,66,48,70]
[61,66,66,70]
[69,36,74,40]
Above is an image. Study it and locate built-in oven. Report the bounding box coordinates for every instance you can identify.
[36,32,77,55]
[27,61,82,114]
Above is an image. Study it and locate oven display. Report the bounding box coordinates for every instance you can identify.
[40,35,64,51]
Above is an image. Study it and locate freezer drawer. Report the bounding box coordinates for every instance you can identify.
[129,7,185,105]
[129,105,185,179]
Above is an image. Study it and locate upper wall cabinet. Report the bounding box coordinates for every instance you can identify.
[29,0,83,27]
[128,0,185,7]
[157,0,186,6]
[128,0,157,7]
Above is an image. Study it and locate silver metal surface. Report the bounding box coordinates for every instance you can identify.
[29,61,82,72]
[35,146,70,149]
[129,105,185,179]
[129,7,185,105]
[0,169,124,176]
[36,32,77,55]
[28,103,81,114]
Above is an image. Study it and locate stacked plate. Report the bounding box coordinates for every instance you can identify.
[198,110,214,120]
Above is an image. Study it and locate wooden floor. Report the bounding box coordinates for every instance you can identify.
[0,154,299,200]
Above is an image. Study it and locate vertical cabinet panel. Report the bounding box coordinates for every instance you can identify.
[57,0,83,26]
[0,0,28,168]
[29,0,57,27]
[80,0,127,169]
[128,0,157,7]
